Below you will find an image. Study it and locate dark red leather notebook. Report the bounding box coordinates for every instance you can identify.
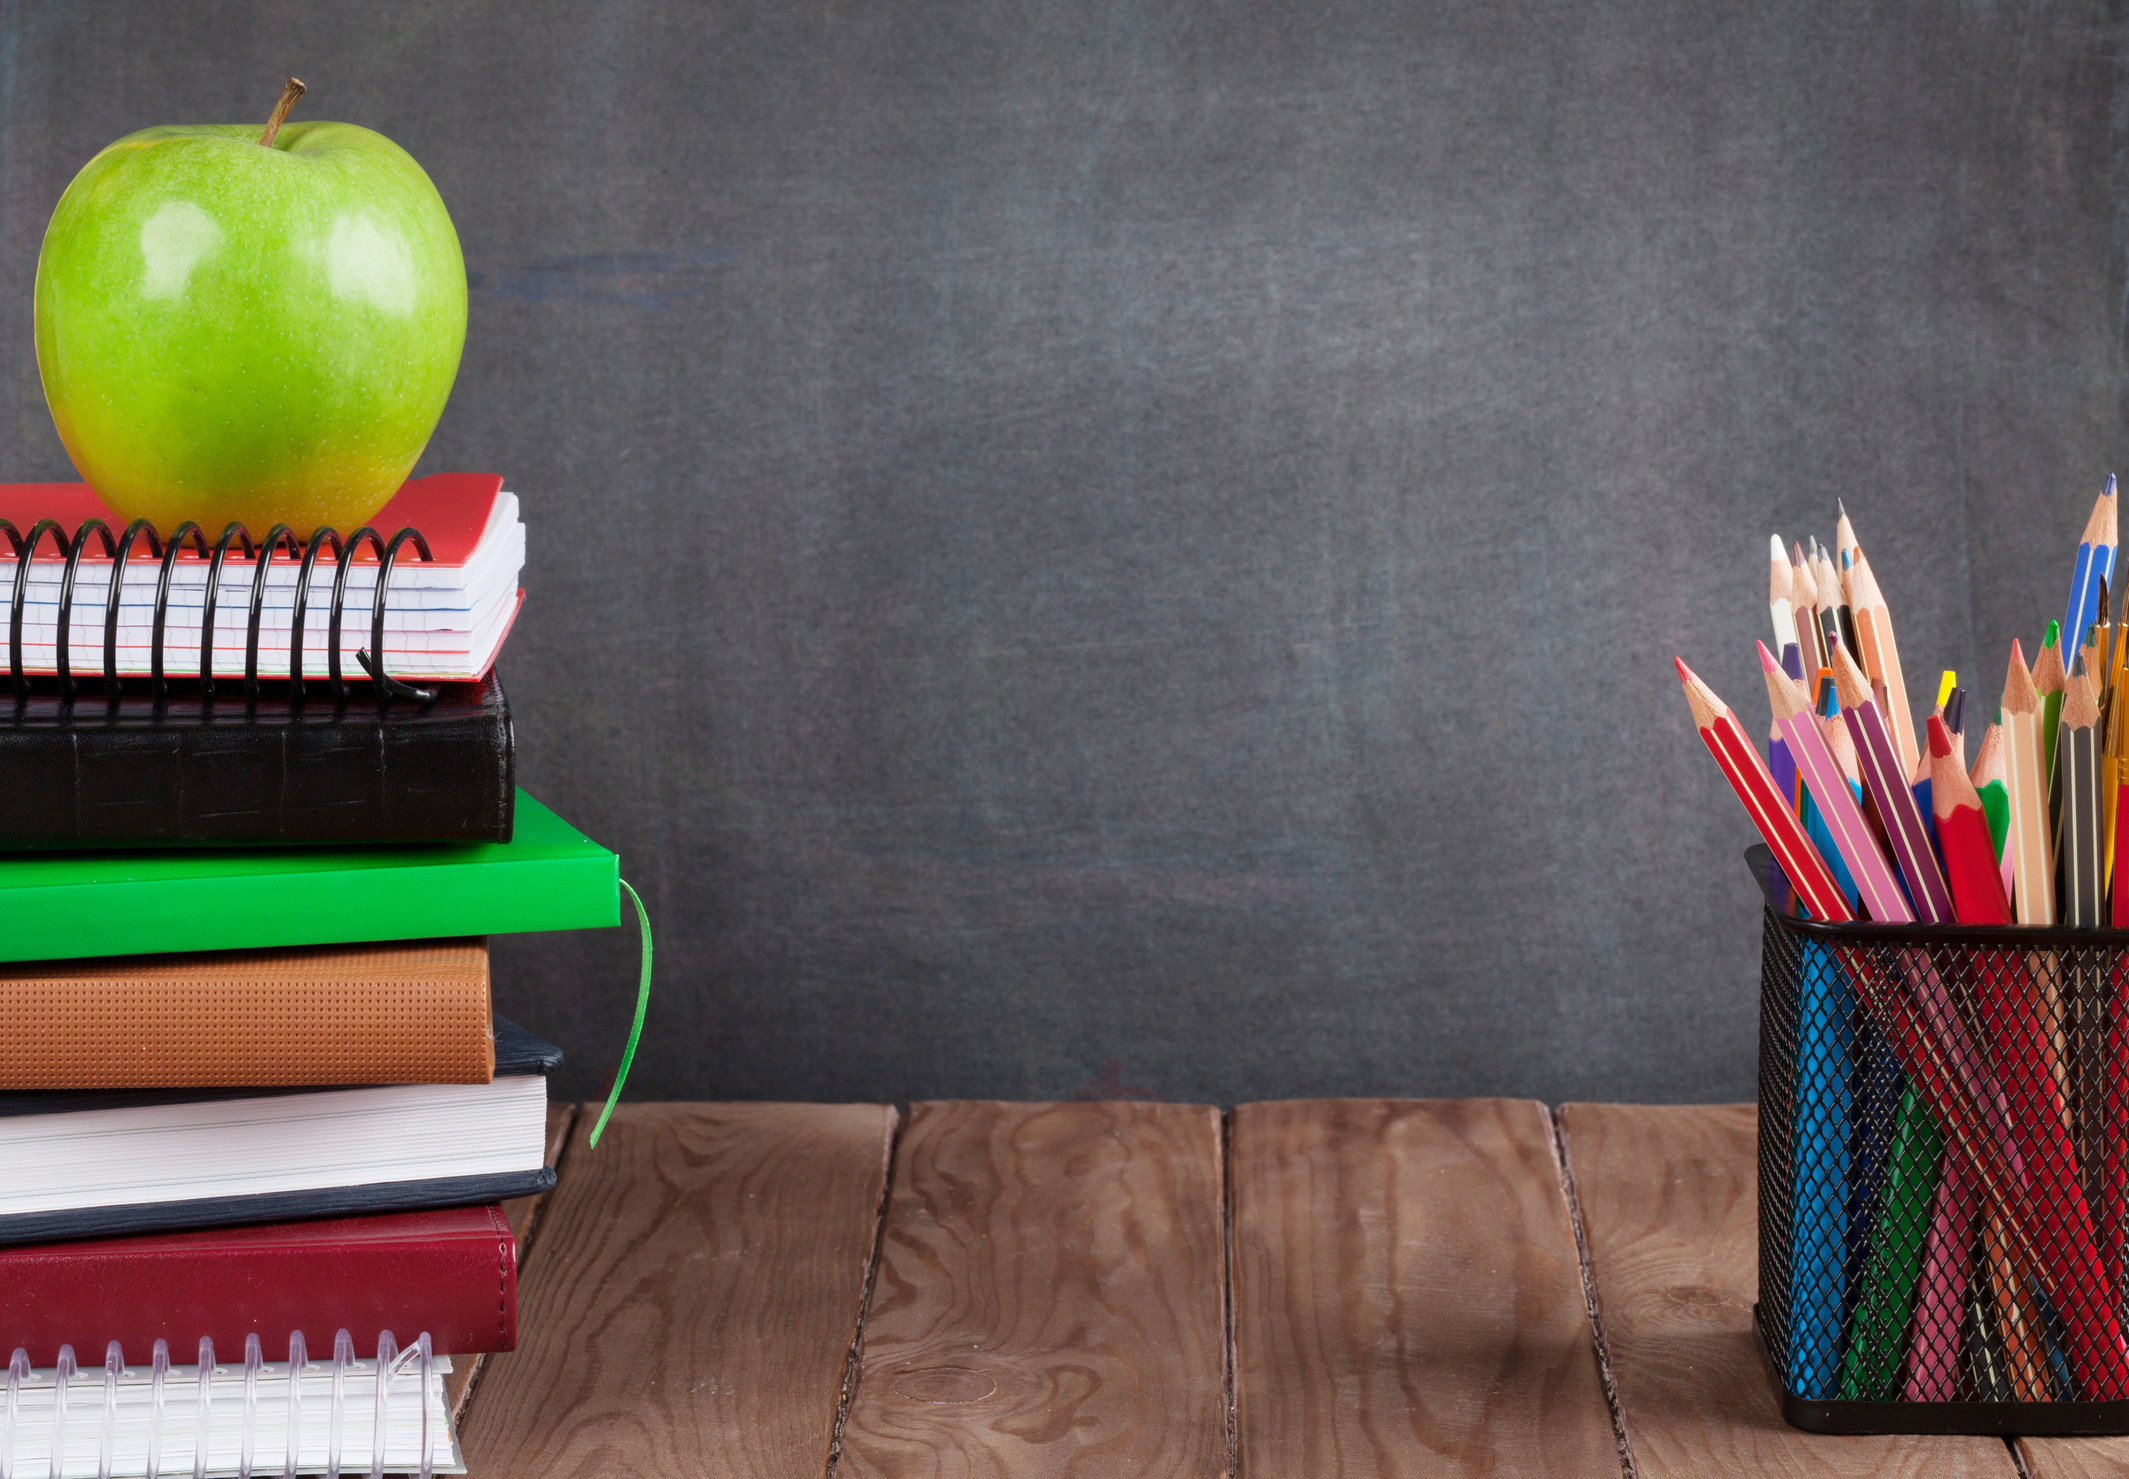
[0,1203,518,1365]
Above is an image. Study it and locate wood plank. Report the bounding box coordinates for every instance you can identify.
[1229,1098,1622,1477]
[836,1100,1227,1479]
[457,1102,898,1478]
[1560,1103,2015,1477]
[2023,1441,2129,1478]
[446,1099,578,1421]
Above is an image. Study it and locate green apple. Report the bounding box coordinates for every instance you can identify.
[34,82,465,535]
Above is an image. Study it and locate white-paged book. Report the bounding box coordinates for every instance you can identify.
[0,474,522,683]
[0,1332,461,1479]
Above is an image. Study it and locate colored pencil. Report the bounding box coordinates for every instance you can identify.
[1831,550,1861,659]
[1842,1082,1944,1399]
[2107,589,2129,886]
[1677,659,1851,921]
[1910,672,1955,873]
[2063,473,2119,669]
[1791,542,1824,688]
[1762,646,1897,914]
[1989,1214,2050,1401]
[1770,533,1800,657]
[1812,539,1846,661]
[1769,722,1797,830]
[2037,631,2067,795]
[1966,1266,2013,1402]
[2061,668,2105,927]
[1932,715,2012,925]
[1832,646,1953,923]
[1848,544,1921,780]
[2003,642,2056,927]
[1836,499,1859,579]
[1906,1155,1978,1401]
[2061,668,2110,1235]
[1789,932,1854,1400]
[2107,954,2129,1333]
[1972,720,2014,904]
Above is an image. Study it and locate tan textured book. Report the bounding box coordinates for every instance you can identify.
[0,939,493,1089]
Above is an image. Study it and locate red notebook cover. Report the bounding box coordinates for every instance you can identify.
[0,1203,518,1365]
[0,473,506,566]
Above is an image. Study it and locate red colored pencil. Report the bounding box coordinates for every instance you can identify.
[1929,715,2012,925]
[1676,659,1852,922]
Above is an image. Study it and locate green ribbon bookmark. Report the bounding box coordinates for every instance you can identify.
[589,879,653,1148]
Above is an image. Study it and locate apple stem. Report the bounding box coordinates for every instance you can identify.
[258,77,307,148]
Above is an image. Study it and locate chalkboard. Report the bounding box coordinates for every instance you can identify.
[0,1,2122,1105]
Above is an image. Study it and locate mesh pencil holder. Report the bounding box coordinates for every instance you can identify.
[1748,844,2129,1435]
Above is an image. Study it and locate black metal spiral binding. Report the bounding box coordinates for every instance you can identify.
[2,518,439,703]
[150,522,209,699]
[242,524,305,699]
[103,519,161,696]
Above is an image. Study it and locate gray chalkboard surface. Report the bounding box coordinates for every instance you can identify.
[0,2,2123,1104]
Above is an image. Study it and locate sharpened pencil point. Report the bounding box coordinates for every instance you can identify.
[1674,656,1693,684]
[1928,714,1954,759]
[1755,640,1781,674]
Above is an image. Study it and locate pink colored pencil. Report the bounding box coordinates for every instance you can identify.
[1905,1155,1979,1401]
[1759,642,1908,922]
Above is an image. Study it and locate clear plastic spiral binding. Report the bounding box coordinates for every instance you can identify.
[0,1331,457,1478]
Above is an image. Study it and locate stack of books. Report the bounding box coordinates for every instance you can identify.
[0,475,624,1477]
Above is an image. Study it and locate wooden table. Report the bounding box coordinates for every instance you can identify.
[456,1102,2129,1476]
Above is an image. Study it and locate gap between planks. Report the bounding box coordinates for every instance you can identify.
[1551,1105,1637,1479]
[822,1106,906,1479]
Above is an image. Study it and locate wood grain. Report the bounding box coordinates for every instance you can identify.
[457,1101,897,1478]
[2023,1442,2129,1478]
[1560,1103,2015,1477]
[1229,1098,1621,1477]
[836,1100,1227,1479]
[447,1099,578,1421]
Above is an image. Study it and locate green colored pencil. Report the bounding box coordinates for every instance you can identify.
[1839,1084,1944,1400]
[2038,623,2066,793]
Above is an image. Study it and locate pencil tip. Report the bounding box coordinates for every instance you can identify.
[1755,640,1780,672]
[1838,498,1848,517]
[1673,656,1693,683]
[1927,714,1953,758]
[2108,472,2117,498]
[1770,533,1785,560]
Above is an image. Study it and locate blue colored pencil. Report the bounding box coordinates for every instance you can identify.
[1789,936,1854,1399]
[2064,474,2118,663]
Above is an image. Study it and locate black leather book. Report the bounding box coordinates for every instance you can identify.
[0,672,514,846]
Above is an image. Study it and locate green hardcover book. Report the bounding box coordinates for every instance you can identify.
[0,790,617,962]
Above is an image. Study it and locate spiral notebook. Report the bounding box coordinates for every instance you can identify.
[0,474,521,685]
[0,1332,460,1479]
